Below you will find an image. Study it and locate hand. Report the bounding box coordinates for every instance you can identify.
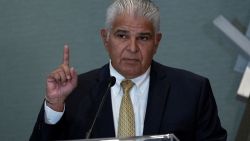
[45,44,78,111]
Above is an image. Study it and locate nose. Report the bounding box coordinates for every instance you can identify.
[128,37,138,53]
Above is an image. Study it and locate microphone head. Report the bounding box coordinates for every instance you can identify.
[109,76,116,87]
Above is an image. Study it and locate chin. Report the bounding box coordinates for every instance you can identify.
[122,69,142,79]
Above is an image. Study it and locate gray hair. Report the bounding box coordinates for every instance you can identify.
[105,0,160,32]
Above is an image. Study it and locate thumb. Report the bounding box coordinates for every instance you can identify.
[70,67,78,86]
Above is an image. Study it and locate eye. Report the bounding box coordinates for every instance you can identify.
[117,34,127,39]
[138,35,150,41]
[115,33,128,39]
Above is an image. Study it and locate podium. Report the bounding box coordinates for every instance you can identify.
[61,134,179,141]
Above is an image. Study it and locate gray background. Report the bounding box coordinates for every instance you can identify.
[0,0,249,140]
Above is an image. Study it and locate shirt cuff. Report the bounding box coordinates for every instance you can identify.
[44,101,64,124]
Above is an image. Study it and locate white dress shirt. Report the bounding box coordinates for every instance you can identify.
[109,63,150,136]
[44,62,150,136]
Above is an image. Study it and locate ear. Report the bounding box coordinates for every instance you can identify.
[100,29,109,48]
[154,32,162,50]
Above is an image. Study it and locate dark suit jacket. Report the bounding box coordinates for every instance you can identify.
[30,61,227,141]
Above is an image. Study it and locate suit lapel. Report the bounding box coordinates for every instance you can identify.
[143,61,170,135]
[91,64,116,138]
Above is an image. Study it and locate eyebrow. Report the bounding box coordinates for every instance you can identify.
[139,32,153,36]
[113,29,153,36]
[113,29,128,34]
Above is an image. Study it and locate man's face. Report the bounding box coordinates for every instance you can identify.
[101,13,162,79]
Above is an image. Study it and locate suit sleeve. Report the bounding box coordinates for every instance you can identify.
[29,101,67,141]
[196,79,227,141]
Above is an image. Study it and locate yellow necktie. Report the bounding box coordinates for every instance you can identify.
[118,79,135,138]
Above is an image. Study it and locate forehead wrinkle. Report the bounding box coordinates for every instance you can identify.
[112,25,153,33]
[111,13,155,34]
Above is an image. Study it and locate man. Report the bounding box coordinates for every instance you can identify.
[30,0,227,140]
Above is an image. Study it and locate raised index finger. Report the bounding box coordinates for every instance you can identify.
[63,44,70,65]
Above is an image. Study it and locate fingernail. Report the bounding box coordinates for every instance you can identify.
[70,67,75,72]
[67,75,71,79]
[64,44,69,48]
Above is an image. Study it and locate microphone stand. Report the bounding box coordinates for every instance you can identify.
[85,76,116,139]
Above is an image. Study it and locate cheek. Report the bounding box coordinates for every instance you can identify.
[141,47,156,61]
[108,42,124,60]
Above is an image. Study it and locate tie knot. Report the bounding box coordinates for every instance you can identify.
[121,79,134,93]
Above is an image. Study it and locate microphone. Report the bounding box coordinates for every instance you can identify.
[85,76,116,139]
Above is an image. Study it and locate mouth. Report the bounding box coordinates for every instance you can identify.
[122,58,140,64]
